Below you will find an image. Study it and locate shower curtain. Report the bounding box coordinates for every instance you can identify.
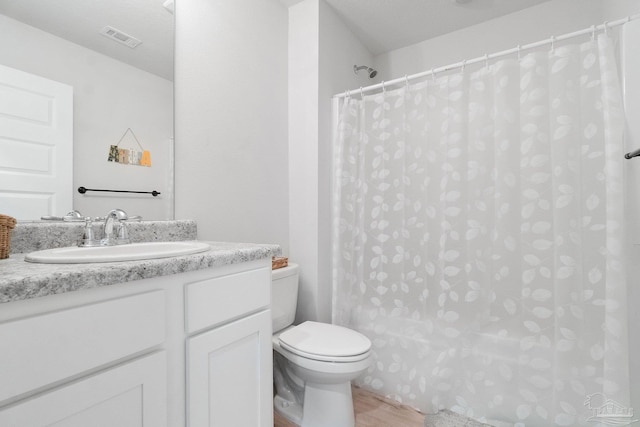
[333,34,628,426]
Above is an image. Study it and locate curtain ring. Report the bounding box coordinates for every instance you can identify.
[404,75,410,87]
[484,54,489,69]
[360,87,364,98]
[346,90,351,99]
[382,81,386,93]
[550,36,555,53]
[591,25,596,41]
[517,45,521,61]
[431,67,436,81]
[604,21,609,36]
[461,59,466,73]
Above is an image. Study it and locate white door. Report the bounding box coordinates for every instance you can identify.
[0,351,167,427]
[0,64,73,219]
[187,310,273,427]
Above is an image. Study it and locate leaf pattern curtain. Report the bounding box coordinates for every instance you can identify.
[332,34,628,426]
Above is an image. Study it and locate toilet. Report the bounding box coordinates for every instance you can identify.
[271,263,372,427]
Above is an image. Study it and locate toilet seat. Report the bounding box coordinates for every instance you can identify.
[278,321,371,363]
[274,337,372,376]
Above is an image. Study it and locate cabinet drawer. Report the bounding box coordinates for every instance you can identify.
[0,290,165,403]
[185,266,270,333]
[0,351,167,427]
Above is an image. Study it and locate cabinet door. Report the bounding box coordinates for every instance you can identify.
[0,351,167,427]
[187,310,272,427]
[0,290,165,403]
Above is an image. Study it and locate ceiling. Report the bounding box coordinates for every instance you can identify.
[0,0,174,80]
[285,0,551,55]
[0,0,551,81]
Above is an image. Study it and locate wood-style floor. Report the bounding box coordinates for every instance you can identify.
[273,386,425,427]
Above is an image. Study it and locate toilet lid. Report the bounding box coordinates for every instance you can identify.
[278,321,371,360]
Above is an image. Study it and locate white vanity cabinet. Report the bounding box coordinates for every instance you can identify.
[0,290,167,427]
[0,352,167,427]
[185,267,273,427]
[0,257,273,427]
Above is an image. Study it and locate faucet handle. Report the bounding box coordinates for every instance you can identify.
[79,217,100,247]
[116,220,131,245]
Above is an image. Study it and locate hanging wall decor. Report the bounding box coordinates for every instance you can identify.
[107,128,151,167]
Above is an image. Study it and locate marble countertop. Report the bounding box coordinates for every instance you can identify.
[0,241,280,304]
[10,220,198,254]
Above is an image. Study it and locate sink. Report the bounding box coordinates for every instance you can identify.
[25,241,211,264]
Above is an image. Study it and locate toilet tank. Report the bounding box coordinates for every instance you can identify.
[272,263,299,333]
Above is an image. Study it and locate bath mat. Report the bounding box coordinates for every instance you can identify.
[423,409,494,427]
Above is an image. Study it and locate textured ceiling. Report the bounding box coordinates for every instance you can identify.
[322,0,551,55]
[0,0,174,80]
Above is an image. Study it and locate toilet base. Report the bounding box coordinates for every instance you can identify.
[274,381,356,427]
[302,381,355,427]
[274,394,303,425]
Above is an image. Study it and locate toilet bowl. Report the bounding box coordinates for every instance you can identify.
[271,264,372,427]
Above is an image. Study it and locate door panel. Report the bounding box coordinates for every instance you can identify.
[0,64,73,219]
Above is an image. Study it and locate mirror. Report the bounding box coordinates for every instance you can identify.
[0,0,174,221]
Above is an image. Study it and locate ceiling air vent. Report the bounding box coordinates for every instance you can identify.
[99,26,142,49]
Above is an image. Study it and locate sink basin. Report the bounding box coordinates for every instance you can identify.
[25,241,211,264]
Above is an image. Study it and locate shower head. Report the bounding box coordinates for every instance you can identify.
[354,65,378,78]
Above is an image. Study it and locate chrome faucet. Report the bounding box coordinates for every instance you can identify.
[64,210,83,221]
[78,216,100,247]
[101,209,130,246]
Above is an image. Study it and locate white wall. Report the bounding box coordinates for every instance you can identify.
[604,0,640,21]
[606,0,640,418]
[289,0,321,322]
[373,0,604,81]
[319,1,376,321]
[0,14,173,220]
[288,0,373,323]
[174,0,289,251]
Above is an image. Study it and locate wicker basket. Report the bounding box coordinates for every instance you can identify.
[272,256,288,270]
[0,214,17,259]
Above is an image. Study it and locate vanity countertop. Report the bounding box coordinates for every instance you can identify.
[10,220,199,254]
[0,241,280,304]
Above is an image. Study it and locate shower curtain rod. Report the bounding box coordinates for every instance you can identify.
[333,14,640,100]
